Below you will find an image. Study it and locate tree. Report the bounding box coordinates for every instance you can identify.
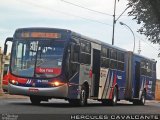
[127,0,160,44]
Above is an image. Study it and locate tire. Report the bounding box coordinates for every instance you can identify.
[30,96,41,105]
[140,92,146,105]
[138,91,146,105]
[133,91,146,105]
[68,85,87,106]
[109,87,118,106]
[79,85,87,106]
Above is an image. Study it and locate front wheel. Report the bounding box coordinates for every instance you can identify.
[30,96,41,105]
[68,85,87,106]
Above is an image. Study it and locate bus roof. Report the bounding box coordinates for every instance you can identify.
[133,53,157,63]
[14,27,156,62]
[15,27,69,33]
[71,30,127,52]
[15,27,126,52]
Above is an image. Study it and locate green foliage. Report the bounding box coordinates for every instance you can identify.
[127,0,160,44]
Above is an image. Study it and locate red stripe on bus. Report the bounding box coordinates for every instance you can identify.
[109,74,117,99]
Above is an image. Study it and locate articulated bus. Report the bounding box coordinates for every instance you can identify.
[4,28,156,106]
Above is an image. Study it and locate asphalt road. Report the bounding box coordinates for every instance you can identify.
[0,98,160,114]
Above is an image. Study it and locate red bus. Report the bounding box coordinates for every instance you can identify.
[2,63,9,92]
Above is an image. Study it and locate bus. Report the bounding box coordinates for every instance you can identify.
[2,62,9,92]
[4,27,157,106]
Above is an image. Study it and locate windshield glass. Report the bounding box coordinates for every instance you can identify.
[11,39,65,78]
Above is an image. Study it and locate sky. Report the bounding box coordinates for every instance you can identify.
[0,0,160,78]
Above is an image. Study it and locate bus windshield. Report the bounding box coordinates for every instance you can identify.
[11,39,65,78]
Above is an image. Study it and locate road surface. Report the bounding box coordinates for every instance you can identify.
[0,98,160,120]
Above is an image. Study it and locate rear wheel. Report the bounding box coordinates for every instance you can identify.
[140,92,146,105]
[30,96,41,105]
[133,91,146,105]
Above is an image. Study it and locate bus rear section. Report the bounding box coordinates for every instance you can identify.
[125,52,156,105]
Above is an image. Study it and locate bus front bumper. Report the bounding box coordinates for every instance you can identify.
[8,83,68,98]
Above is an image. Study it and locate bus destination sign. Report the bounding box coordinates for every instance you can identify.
[20,32,61,38]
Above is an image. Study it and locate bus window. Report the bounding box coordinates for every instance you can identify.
[101,47,109,58]
[80,40,91,65]
[110,60,117,69]
[11,39,65,78]
[101,58,109,68]
[146,62,152,77]
[117,62,124,71]
[101,47,110,68]
[110,49,117,60]
[70,43,80,77]
[71,43,80,62]
[117,52,124,71]
[117,52,124,62]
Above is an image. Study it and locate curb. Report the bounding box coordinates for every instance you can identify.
[0,93,28,99]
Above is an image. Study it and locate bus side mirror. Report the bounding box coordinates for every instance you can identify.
[71,44,80,62]
[4,37,13,55]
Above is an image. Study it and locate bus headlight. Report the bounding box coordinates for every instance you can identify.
[10,80,18,85]
[51,81,65,87]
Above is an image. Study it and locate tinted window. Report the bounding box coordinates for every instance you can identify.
[80,40,91,65]
[117,62,124,71]
[80,40,91,53]
[110,49,117,60]
[110,60,117,69]
[117,52,124,62]
[101,58,109,68]
[101,47,109,58]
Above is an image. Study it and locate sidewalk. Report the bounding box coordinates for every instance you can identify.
[0,93,28,99]
[119,100,160,104]
[146,100,160,103]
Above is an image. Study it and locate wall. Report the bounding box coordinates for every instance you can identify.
[155,80,160,100]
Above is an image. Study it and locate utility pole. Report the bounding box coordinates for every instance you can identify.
[112,0,117,45]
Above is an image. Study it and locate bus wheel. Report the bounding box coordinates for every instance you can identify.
[30,96,41,105]
[79,85,87,106]
[109,87,118,106]
[140,92,146,105]
[133,91,146,105]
